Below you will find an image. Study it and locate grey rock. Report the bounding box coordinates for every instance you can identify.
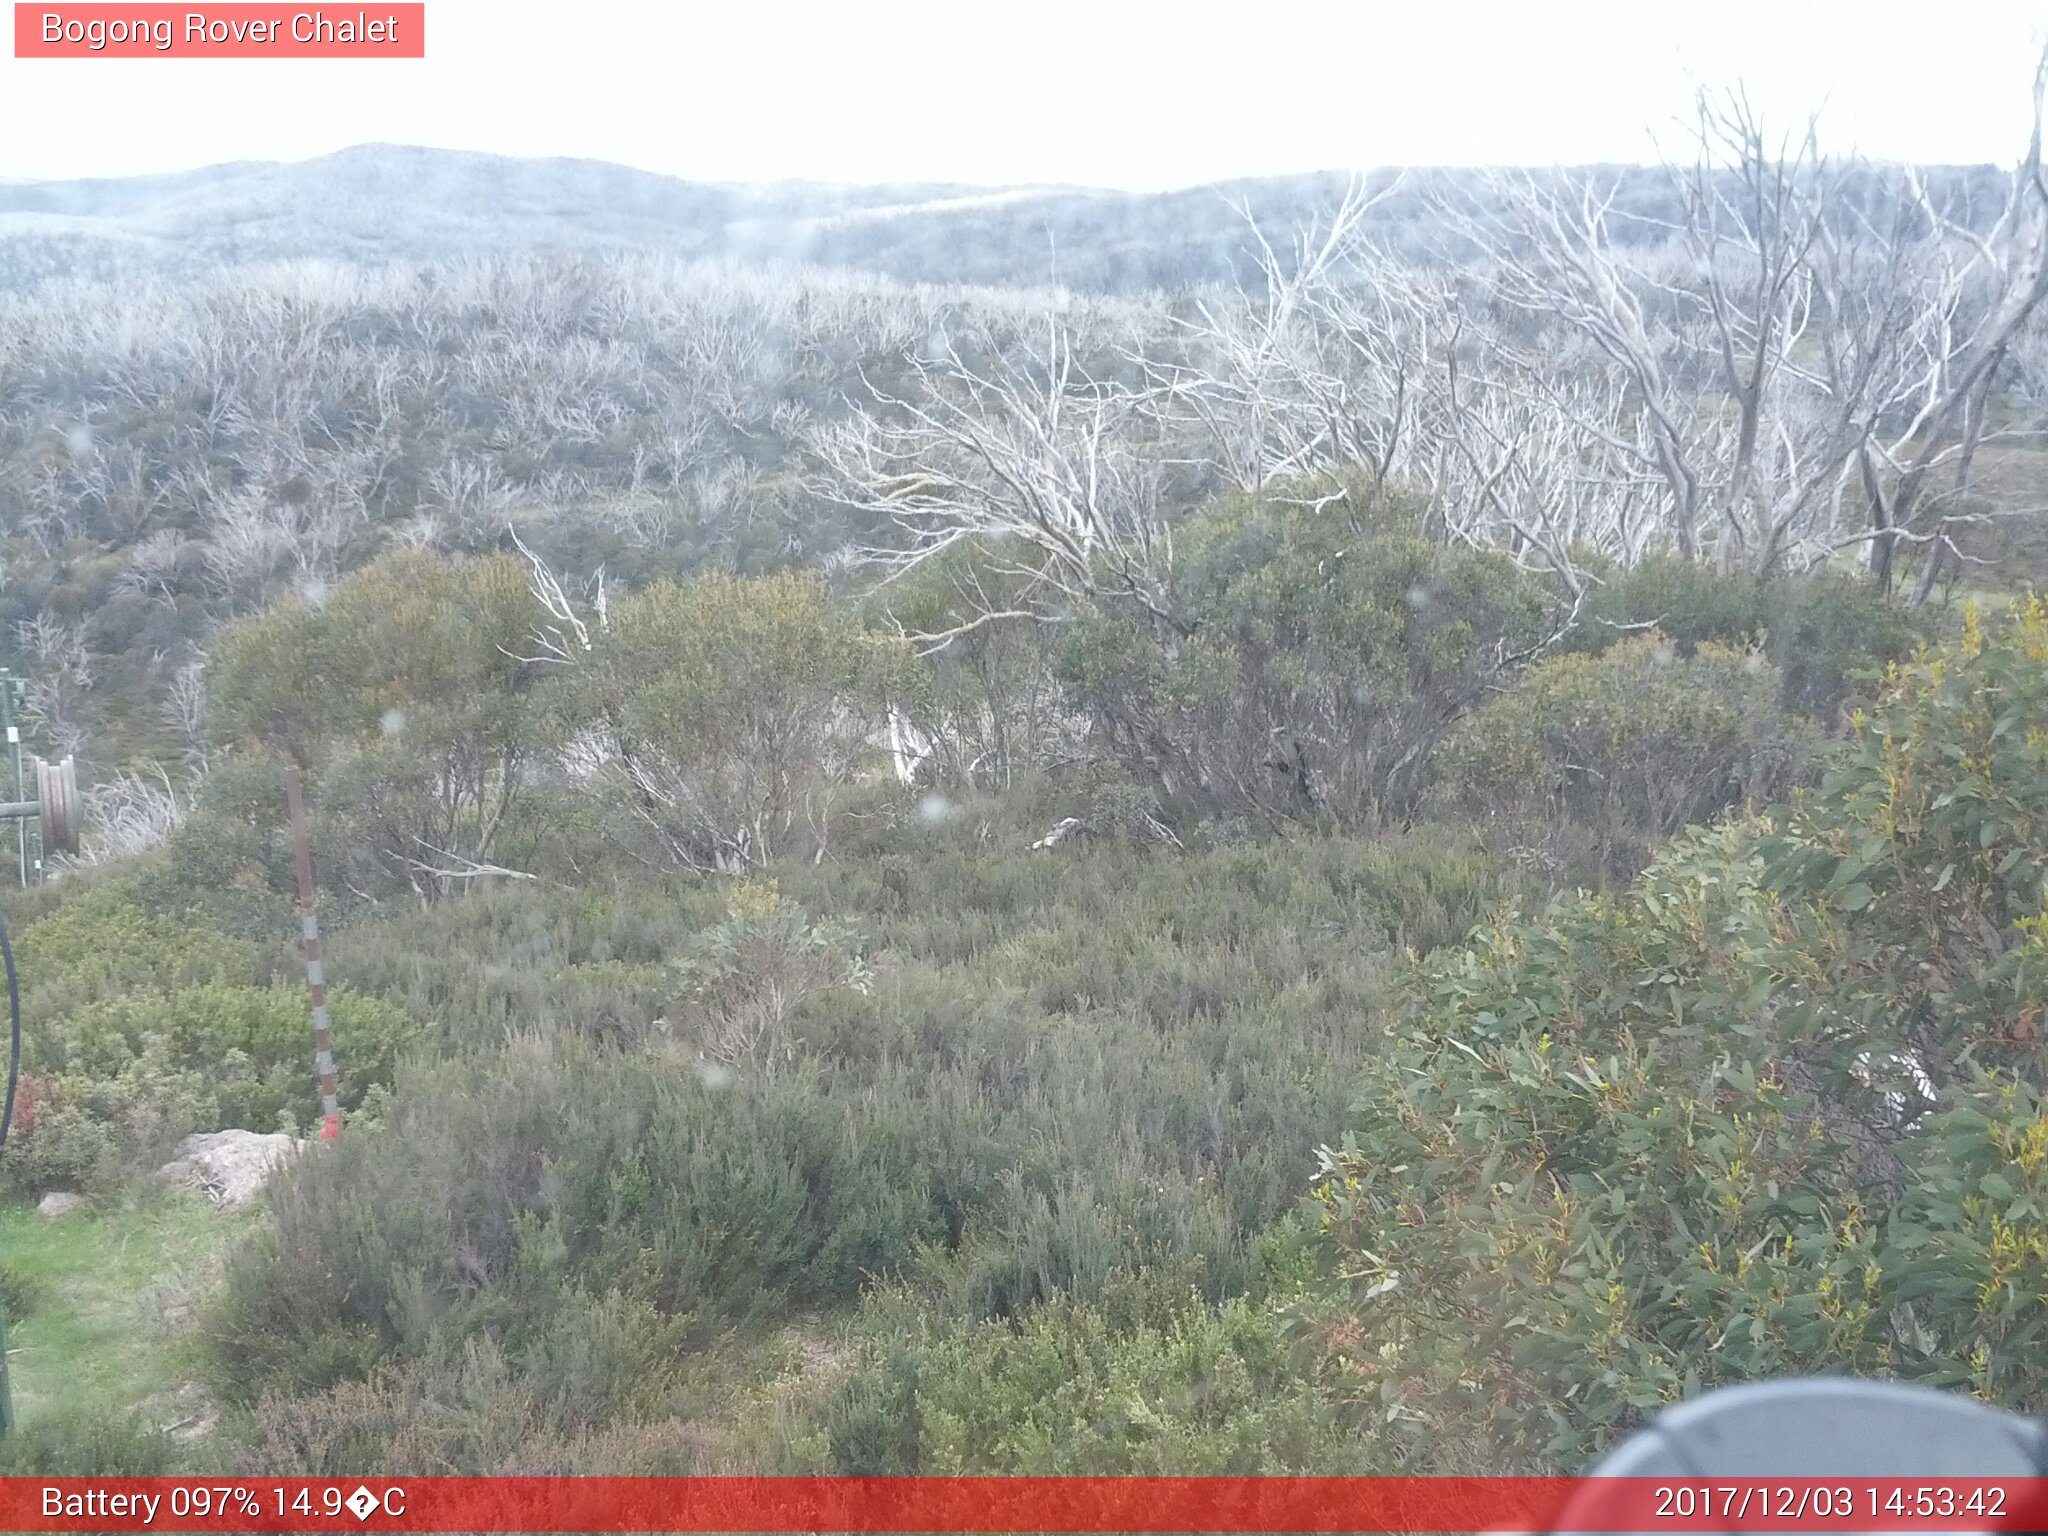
[155,1129,298,1207]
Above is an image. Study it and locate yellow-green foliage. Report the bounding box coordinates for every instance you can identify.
[563,569,914,869]
[209,548,536,764]
[1566,560,1927,723]
[16,883,257,1007]
[1314,597,2048,1471]
[205,549,544,899]
[787,1275,1356,1474]
[3,885,420,1195]
[1431,633,1816,877]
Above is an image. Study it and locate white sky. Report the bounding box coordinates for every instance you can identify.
[3,1,2045,188]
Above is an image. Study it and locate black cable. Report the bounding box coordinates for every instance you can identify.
[0,900,18,1158]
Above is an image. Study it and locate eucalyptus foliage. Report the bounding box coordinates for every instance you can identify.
[1315,598,2048,1469]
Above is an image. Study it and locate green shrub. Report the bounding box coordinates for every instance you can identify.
[136,753,301,935]
[0,1410,184,1475]
[1430,634,1818,879]
[0,1261,49,1320]
[788,1275,1365,1474]
[205,1035,950,1396]
[16,883,256,1016]
[876,542,1071,790]
[237,1287,697,1474]
[4,887,421,1194]
[5,1036,216,1194]
[321,880,707,1052]
[669,880,872,1072]
[557,569,914,871]
[207,824,1504,1408]
[1312,596,2048,1472]
[1059,481,1550,824]
[207,549,543,902]
[1568,560,1926,723]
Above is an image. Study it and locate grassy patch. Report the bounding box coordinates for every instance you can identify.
[0,1188,247,1438]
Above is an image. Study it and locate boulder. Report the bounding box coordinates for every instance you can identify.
[155,1130,298,1207]
[36,1190,84,1217]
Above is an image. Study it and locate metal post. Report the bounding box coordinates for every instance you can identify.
[1,875,14,1436]
[0,673,24,887]
[284,767,342,1140]
[0,1291,13,1436]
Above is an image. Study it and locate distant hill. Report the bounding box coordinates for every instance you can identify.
[4,144,2008,296]
[0,144,1261,291]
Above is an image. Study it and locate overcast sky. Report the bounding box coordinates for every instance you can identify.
[4,1,2045,188]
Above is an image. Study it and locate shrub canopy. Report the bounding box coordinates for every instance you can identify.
[1314,597,2048,1470]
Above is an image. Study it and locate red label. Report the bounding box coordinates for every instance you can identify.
[3,1478,2048,1533]
[14,4,424,56]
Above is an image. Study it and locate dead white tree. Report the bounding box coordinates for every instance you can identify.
[813,316,1176,645]
[1449,60,2048,589]
[1142,174,1426,495]
[1134,173,1670,599]
[158,658,209,774]
[67,764,184,866]
[116,527,185,602]
[1863,89,2048,602]
[1421,332,1657,593]
[13,615,94,757]
[401,836,538,887]
[507,524,608,666]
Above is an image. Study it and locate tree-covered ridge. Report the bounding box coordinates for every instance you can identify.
[3,153,2011,297]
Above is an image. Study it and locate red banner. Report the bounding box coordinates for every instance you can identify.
[6,1477,2048,1533]
[13,4,424,57]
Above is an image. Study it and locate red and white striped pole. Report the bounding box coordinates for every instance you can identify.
[284,765,341,1140]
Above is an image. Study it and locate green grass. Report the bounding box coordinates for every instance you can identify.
[0,1188,246,1437]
